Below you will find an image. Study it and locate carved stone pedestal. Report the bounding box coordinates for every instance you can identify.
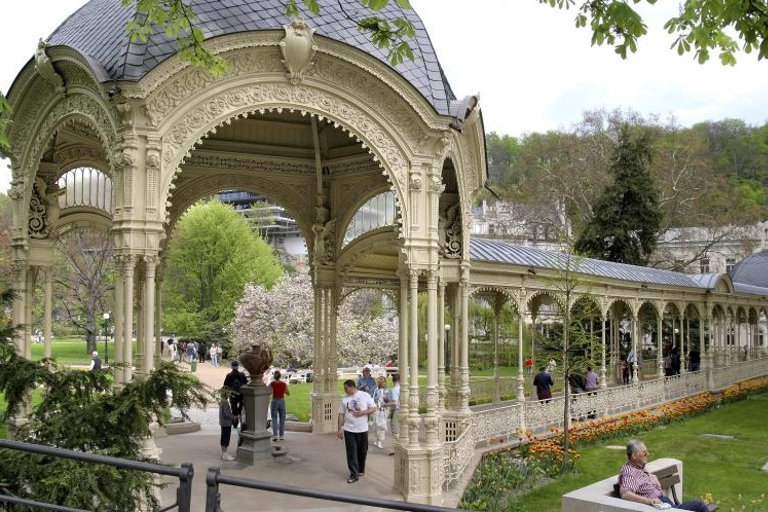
[394,443,444,505]
[236,384,272,464]
[310,392,340,434]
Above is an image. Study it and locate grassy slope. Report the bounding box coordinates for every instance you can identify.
[506,393,768,512]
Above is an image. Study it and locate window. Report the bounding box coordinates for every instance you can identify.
[726,258,736,273]
[699,257,710,274]
[57,167,113,213]
[342,191,396,247]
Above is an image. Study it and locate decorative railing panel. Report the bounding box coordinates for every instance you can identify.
[471,402,524,445]
[442,427,476,487]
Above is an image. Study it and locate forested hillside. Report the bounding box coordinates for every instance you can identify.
[484,110,768,260]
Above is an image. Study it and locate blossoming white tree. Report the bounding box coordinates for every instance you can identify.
[231,273,398,367]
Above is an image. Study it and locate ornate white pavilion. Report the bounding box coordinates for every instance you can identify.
[4,0,767,504]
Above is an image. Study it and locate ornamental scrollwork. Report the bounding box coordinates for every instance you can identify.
[429,176,444,194]
[34,40,64,94]
[312,218,336,265]
[28,177,60,239]
[161,82,409,191]
[441,203,462,259]
[111,150,135,171]
[114,101,134,130]
[14,95,117,189]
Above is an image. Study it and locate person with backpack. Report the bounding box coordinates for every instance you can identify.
[223,361,248,419]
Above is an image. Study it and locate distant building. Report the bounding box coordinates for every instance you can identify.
[216,191,308,266]
[471,200,768,274]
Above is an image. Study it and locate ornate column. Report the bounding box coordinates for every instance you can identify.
[43,266,53,359]
[397,271,409,443]
[142,255,157,376]
[11,261,27,355]
[407,268,420,447]
[123,255,136,383]
[154,263,164,367]
[23,268,36,359]
[678,312,687,374]
[310,281,339,434]
[631,312,639,384]
[600,310,608,389]
[437,278,446,414]
[112,256,125,387]
[657,314,664,378]
[686,315,692,371]
[516,305,526,402]
[459,266,471,413]
[424,269,439,445]
[135,263,145,376]
[492,293,501,404]
[705,313,715,390]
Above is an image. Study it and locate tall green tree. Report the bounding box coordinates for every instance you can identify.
[162,199,283,336]
[485,132,522,194]
[575,125,662,265]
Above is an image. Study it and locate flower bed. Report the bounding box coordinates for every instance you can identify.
[461,378,768,510]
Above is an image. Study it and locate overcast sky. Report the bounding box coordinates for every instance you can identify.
[2,0,767,192]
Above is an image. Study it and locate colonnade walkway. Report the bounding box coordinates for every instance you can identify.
[153,357,767,511]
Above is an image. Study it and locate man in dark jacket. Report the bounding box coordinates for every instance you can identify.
[223,361,248,417]
[533,366,554,401]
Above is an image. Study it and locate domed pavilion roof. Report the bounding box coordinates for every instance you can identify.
[728,249,768,293]
[45,0,456,114]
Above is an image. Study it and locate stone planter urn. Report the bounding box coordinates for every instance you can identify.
[238,344,273,385]
[236,343,276,465]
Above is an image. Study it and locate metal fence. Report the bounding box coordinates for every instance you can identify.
[0,439,460,512]
[0,439,192,512]
[205,467,460,512]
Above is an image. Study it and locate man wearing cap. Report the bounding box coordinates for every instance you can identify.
[223,361,248,418]
[356,367,376,397]
[89,351,102,371]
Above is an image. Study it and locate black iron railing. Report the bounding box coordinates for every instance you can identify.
[205,467,461,512]
[0,439,193,512]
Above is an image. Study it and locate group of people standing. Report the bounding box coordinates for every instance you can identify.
[218,361,292,461]
[337,367,401,484]
[532,362,600,401]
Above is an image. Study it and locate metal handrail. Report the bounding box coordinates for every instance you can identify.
[205,467,461,512]
[0,439,193,512]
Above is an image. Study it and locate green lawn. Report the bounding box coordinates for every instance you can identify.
[486,392,768,512]
[29,337,134,366]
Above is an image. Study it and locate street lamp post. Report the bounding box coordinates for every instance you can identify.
[103,312,110,365]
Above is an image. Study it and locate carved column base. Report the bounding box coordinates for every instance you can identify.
[310,392,340,434]
[237,384,273,464]
[439,409,471,442]
[394,443,443,505]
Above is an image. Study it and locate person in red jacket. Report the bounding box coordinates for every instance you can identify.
[269,370,290,441]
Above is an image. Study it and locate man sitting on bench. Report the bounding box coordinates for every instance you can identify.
[619,439,709,511]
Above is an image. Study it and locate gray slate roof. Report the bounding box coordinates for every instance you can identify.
[729,250,768,289]
[471,238,709,290]
[46,0,455,115]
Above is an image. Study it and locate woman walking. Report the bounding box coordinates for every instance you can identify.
[269,370,290,441]
[372,375,390,449]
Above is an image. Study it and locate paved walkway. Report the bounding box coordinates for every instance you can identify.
[156,359,402,512]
